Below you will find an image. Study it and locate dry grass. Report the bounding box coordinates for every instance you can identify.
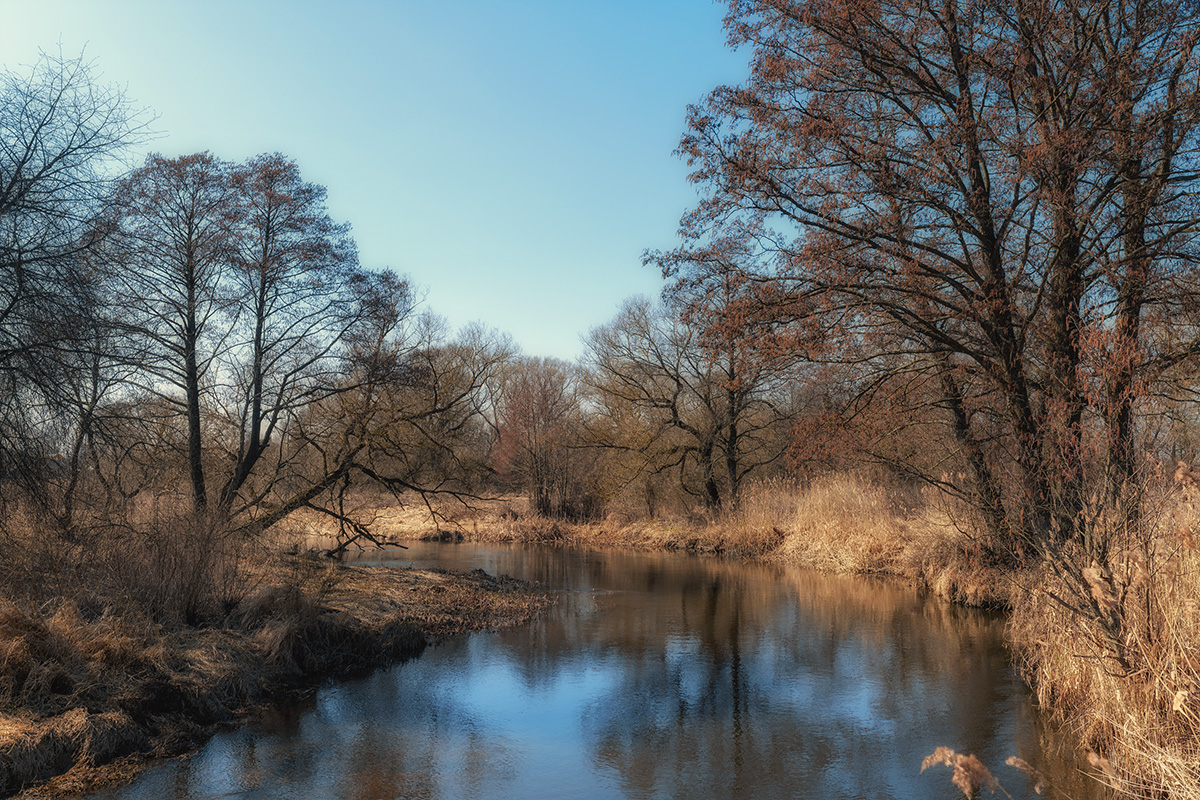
[0,709,144,797]
[0,508,554,798]
[346,474,1005,605]
[1009,481,1200,800]
[749,475,1008,605]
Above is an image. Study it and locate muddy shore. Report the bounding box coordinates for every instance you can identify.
[1,556,553,798]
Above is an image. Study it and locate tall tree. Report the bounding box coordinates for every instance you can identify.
[106,152,238,511]
[215,153,360,514]
[659,0,1200,555]
[0,51,144,498]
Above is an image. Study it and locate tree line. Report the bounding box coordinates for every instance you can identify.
[11,0,1200,571]
[0,52,816,555]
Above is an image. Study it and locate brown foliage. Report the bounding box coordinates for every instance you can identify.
[655,0,1200,561]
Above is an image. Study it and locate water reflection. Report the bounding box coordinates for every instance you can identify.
[90,542,1096,800]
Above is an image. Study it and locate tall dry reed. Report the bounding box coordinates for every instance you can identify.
[1010,471,1200,799]
[726,474,1006,604]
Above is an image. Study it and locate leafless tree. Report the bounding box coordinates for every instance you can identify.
[493,356,598,518]
[104,152,238,511]
[0,51,146,501]
[585,296,792,510]
[213,153,361,514]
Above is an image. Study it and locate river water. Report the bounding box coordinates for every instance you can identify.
[90,541,1098,800]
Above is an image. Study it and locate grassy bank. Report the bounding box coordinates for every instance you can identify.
[346,474,1009,607]
[1007,490,1200,799]
[345,473,1198,798]
[0,545,552,798]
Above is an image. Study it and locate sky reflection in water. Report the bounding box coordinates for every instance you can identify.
[90,542,1097,800]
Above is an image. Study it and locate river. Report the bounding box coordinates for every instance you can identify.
[89,541,1099,800]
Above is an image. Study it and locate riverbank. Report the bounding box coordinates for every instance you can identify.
[0,554,553,798]
[322,475,1012,608]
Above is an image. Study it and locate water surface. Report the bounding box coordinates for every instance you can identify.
[91,542,1097,800]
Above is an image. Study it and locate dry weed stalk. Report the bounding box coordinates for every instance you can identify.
[921,747,1004,799]
[1004,756,1047,795]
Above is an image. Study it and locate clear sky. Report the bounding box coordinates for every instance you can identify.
[0,0,747,360]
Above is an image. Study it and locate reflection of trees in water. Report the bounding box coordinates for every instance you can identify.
[143,545,1093,800]
[321,662,521,800]
[540,558,1035,799]
[135,656,522,800]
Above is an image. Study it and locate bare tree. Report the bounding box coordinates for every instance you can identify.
[585,296,791,510]
[661,0,1200,556]
[0,50,145,500]
[213,153,360,514]
[659,238,801,504]
[105,152,238,511]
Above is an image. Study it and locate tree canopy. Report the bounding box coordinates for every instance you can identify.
[652,0,1200,558]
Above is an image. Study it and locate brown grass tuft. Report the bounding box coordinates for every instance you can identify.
[0,708,145,795]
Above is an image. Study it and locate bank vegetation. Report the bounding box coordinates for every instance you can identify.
[0,52,543,797]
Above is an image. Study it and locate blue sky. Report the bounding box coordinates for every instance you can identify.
[0,1,747,360]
